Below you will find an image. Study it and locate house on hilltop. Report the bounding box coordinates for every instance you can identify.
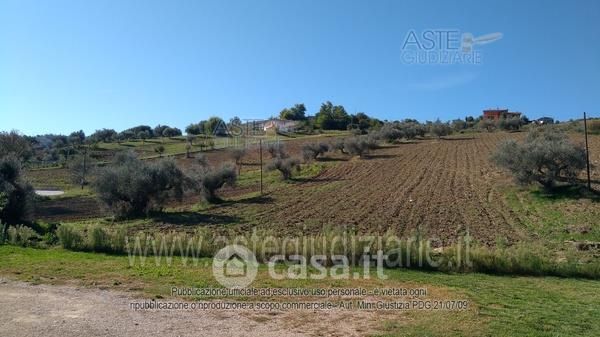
[263,119,299,133]
[482,109,522,121]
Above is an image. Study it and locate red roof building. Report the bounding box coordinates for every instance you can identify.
[482,109,522,120]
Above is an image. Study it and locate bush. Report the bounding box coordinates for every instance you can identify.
[230,148,246,174]
[333,138,346,154]
[588,119,600,135]
[498,117,523,131]
[0,130,33,161]
[343,137,375,158]
[267,157,300,180]
[430,120,452,138]
[478,119,497,132]
[198,165,237,202]
[57,224,126,252]
[88,225,112,252]
[154,145,165,157]
[376,124,403,143]
[93,152,185,218]
[0,221,6,243]
[0,155,35,224]
[267,142,287,158]
[57,224,84,250]
[162,127,182,138]
[491,128,587,190]
[7,225,41,247]
[302,142,329,162]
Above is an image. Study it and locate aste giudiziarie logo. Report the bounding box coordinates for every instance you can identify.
[401,29,502,65]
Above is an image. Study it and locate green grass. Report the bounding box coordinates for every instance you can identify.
[504,186,600,246]
[1,245,598,336]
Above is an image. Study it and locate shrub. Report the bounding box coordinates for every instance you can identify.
[88,226,112,252]
[162,127,182,138]
[498,117,523,131]
[198,165,237,202]
[230,148,246,174]
[0,155,35,224]
[430,120,452,138]
[0,130,33,161]
[451,119,467,131]
[478,119,497,132]
[333,138,346,154]
[0,221,6,243]
[588,119,600,135]
[377,124,403,143]
[302,142,329,162]
[7,225,41,247]
[343,137,374,158]
[267,142,287,158]
[195,153,209,169]
[57,224,84,250]
[267,157,301,180]
[491,128,587,190]
[154,145,165,157]
[93,152,185,218]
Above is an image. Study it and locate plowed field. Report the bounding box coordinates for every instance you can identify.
[210,132,600,245]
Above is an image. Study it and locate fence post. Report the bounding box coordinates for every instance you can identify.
[583,112,591,191]
[259,139,263,195]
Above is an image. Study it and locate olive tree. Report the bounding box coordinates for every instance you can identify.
[491,128,587,190]
[267,157,300,180]
[267,142,286,158]
[230,148,246,174]
[479,119,497,132]
[302,142,329,162]
[378,124,404,143]
[199,165,237,202]
[0,155,35,225]
[0,131,32,161]
[187,159,237,202]
[93,152,185,218]
[343,137,377,158]
[430,120,452,139]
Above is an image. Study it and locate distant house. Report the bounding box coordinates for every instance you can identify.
[482,109,522,121]
[535,117,554,125]
[263,119,299,133]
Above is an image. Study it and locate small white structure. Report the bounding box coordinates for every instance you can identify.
[35,190,65,196]
[263,119,299,133]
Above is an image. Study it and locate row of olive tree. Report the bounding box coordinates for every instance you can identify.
[93,152,237,218]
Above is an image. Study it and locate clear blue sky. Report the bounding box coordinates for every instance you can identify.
[1,0,599,136]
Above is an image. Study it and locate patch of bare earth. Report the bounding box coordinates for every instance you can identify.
[0,279,395,337]
[213,133,532,245]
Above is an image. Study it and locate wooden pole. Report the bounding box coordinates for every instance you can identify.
[583,112,591,191]
[259,139,263,195]
[81,145,87,190]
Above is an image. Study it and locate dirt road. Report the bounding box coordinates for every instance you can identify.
[0,279,379,337]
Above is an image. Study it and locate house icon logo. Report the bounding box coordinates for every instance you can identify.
[213,245,258,288]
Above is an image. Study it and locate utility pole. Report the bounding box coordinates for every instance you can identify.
[583,112,591,191]
[259,139,263,195]
[81,145,88,190]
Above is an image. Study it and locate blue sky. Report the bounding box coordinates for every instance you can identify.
[1,0,599,135]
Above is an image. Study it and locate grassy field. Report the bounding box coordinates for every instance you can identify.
[7,131,600,336]
[1,245,598,337]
